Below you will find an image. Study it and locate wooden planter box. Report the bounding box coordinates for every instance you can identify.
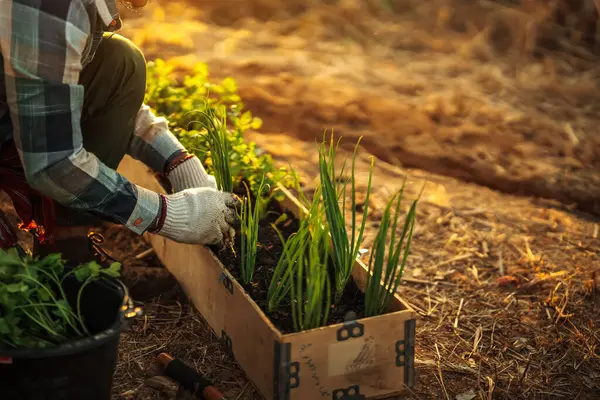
[119,156,417,400]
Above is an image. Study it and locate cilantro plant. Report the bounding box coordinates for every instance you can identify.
[144,59,290,198]
[0,248,121,349]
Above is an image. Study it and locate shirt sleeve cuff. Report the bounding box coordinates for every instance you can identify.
[130,104,186,173]
[125,185,161,235]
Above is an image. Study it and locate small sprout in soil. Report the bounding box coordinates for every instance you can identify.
[318,133,373,302]
[364,178,420,317]
[272,213,288,227]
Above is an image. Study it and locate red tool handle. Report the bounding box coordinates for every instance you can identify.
[157,353,227,400]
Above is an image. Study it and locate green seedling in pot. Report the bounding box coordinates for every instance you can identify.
[0,248,121,348]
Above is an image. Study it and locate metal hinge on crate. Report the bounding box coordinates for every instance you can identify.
[273,342,299,400]
[332,385,366,399]
[395,319,416,388]
[337,320,364,341]
[221,330,234,359]
[218,272,234,294]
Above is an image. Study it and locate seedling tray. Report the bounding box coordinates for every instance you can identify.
[119,156,417,400]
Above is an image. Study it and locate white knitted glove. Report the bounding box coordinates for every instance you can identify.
[167,156,217,192]
[156,187,239,245]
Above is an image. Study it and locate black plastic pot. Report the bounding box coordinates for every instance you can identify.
[0,276,141,400]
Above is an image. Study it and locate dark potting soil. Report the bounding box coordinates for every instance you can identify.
[207,198,366,334]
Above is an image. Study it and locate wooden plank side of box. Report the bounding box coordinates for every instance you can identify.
[119,156,281,399]
[149,235,280,399]
[281,306,415,400]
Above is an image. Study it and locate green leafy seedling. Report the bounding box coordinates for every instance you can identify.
[0,250,121,348]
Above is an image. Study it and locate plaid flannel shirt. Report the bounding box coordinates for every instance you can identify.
[0,0,185,234]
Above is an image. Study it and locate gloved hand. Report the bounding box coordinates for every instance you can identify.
[167,155,217,192]
[154,187,240,245]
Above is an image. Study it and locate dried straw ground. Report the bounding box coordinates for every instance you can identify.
[1,0,599,399]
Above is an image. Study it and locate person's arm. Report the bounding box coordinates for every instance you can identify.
[1,1,159,234]
[1,1,238,246]
[129,104,217,192]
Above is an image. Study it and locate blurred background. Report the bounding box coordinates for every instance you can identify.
[118,0,600,217]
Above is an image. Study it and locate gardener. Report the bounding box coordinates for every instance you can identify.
[0,0,239,265]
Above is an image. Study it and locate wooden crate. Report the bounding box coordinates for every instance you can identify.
[118,156,417,400]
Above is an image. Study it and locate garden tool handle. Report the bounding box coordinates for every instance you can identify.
[157,353,227,400]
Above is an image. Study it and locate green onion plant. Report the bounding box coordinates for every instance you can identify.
[364,179,419,317]
[266,219,309,313]
[238,176,267,285]
[318,133,373,302]
[191,104,233,192]
[287,164,311,211]
[290,193,332,332]
[265,175,325,313]
[265,164,318,312]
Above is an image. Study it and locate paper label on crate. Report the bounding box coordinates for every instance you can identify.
[328,336,376,377]
[0,357,13,365]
